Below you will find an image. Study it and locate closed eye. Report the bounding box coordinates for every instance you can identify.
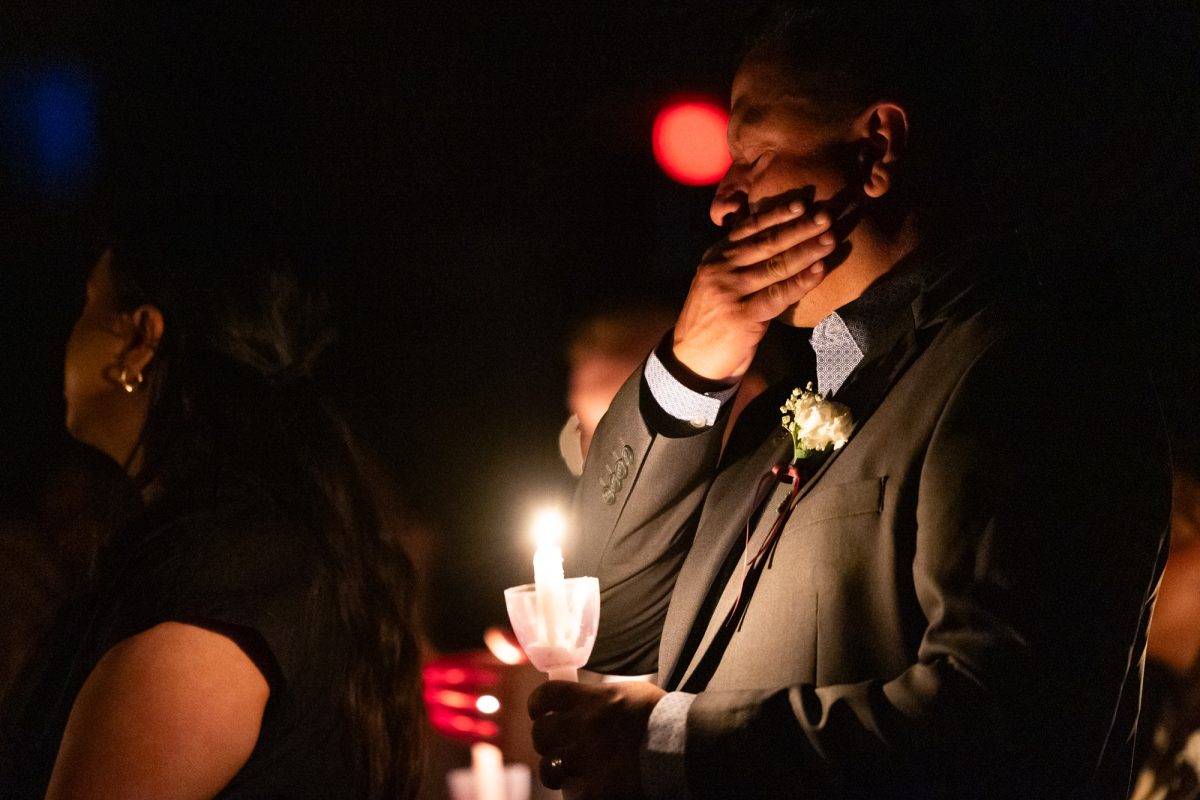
[747,150,773,170]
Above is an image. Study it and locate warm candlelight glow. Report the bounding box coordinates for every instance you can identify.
[531,507,567,549]
[475,694,501,715]
[483,626,527,665]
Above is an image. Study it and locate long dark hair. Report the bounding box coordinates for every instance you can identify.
[105,207,423,799]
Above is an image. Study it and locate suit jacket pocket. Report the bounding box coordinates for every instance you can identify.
[791,476,886,529]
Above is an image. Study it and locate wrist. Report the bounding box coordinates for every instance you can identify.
[660,333,744,390]
[641,691,695,800]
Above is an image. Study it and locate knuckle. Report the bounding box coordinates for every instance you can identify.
[729,272,754,298]
[764,253,788,279]
[695,262,720,284]
[715,241,741,264]
[748,239,777,264]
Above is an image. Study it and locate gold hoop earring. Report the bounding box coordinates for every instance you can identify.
[118,368,144,394]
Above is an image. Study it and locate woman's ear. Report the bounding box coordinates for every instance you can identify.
[853,101,908,199]
[120,305,164,379]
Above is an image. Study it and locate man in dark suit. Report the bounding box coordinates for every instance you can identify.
[528,4,1171,798]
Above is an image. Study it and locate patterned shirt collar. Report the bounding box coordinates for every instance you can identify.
[810,265,928,395]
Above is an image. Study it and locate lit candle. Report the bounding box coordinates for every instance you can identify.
[531,508,576,682]
[470,741,506,800]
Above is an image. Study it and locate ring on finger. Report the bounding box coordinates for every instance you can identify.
[545,756,568,784]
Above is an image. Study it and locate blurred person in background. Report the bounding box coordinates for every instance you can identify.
[0,205,425,799]
[560,304,677,474]
[560,303,777,477]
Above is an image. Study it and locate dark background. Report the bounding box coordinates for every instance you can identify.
[1,2,1197,651]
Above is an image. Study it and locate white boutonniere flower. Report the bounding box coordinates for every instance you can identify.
[780,383,853,464]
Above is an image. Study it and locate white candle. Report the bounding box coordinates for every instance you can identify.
[470,741,506,800]
[531,509,576,682]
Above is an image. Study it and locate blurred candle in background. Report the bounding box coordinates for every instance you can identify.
[470,740,506,800]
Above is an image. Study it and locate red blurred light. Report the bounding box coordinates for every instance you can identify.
[423,662,499,689]
[425,688,479,710]
[428,708,500,743]
[652,100,731,186]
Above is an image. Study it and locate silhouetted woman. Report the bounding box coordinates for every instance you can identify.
[0,210,423,799]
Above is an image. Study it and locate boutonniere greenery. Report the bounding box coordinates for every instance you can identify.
[780,383,853,464]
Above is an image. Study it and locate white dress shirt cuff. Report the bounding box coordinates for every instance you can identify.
[644,351,739,428]
[640,690,696,800]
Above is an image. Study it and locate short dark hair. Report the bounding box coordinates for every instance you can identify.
[744,1,981,221]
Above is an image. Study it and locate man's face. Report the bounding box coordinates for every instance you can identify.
[710,56,856,230]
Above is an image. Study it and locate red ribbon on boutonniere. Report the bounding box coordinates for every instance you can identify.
[724,461,816,629]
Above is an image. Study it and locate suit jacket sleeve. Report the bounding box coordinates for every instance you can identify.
[681,321,1171,798]
[567,364,730,676]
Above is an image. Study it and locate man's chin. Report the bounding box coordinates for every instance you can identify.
[777,298,825,329]
[776,303,805,328]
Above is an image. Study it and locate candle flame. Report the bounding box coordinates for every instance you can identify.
[532,507,567,549]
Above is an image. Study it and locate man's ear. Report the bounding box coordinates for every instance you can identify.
[120,305,164,377]
[853,101,908,199]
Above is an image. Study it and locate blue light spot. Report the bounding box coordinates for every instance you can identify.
[1,65,97,198]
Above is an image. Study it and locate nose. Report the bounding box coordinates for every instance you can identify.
[709,166,748,228]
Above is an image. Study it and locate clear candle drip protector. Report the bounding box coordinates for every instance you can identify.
[503,577,600,682]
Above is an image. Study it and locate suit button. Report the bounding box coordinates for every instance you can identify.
[621,445,634,462]
[602,489,616,505]
[614,460,628,479]
[610,476,623,493]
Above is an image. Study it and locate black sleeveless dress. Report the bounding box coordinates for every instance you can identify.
[0,480,370,798]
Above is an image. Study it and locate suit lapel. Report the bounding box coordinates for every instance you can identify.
[657,388,792,684]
